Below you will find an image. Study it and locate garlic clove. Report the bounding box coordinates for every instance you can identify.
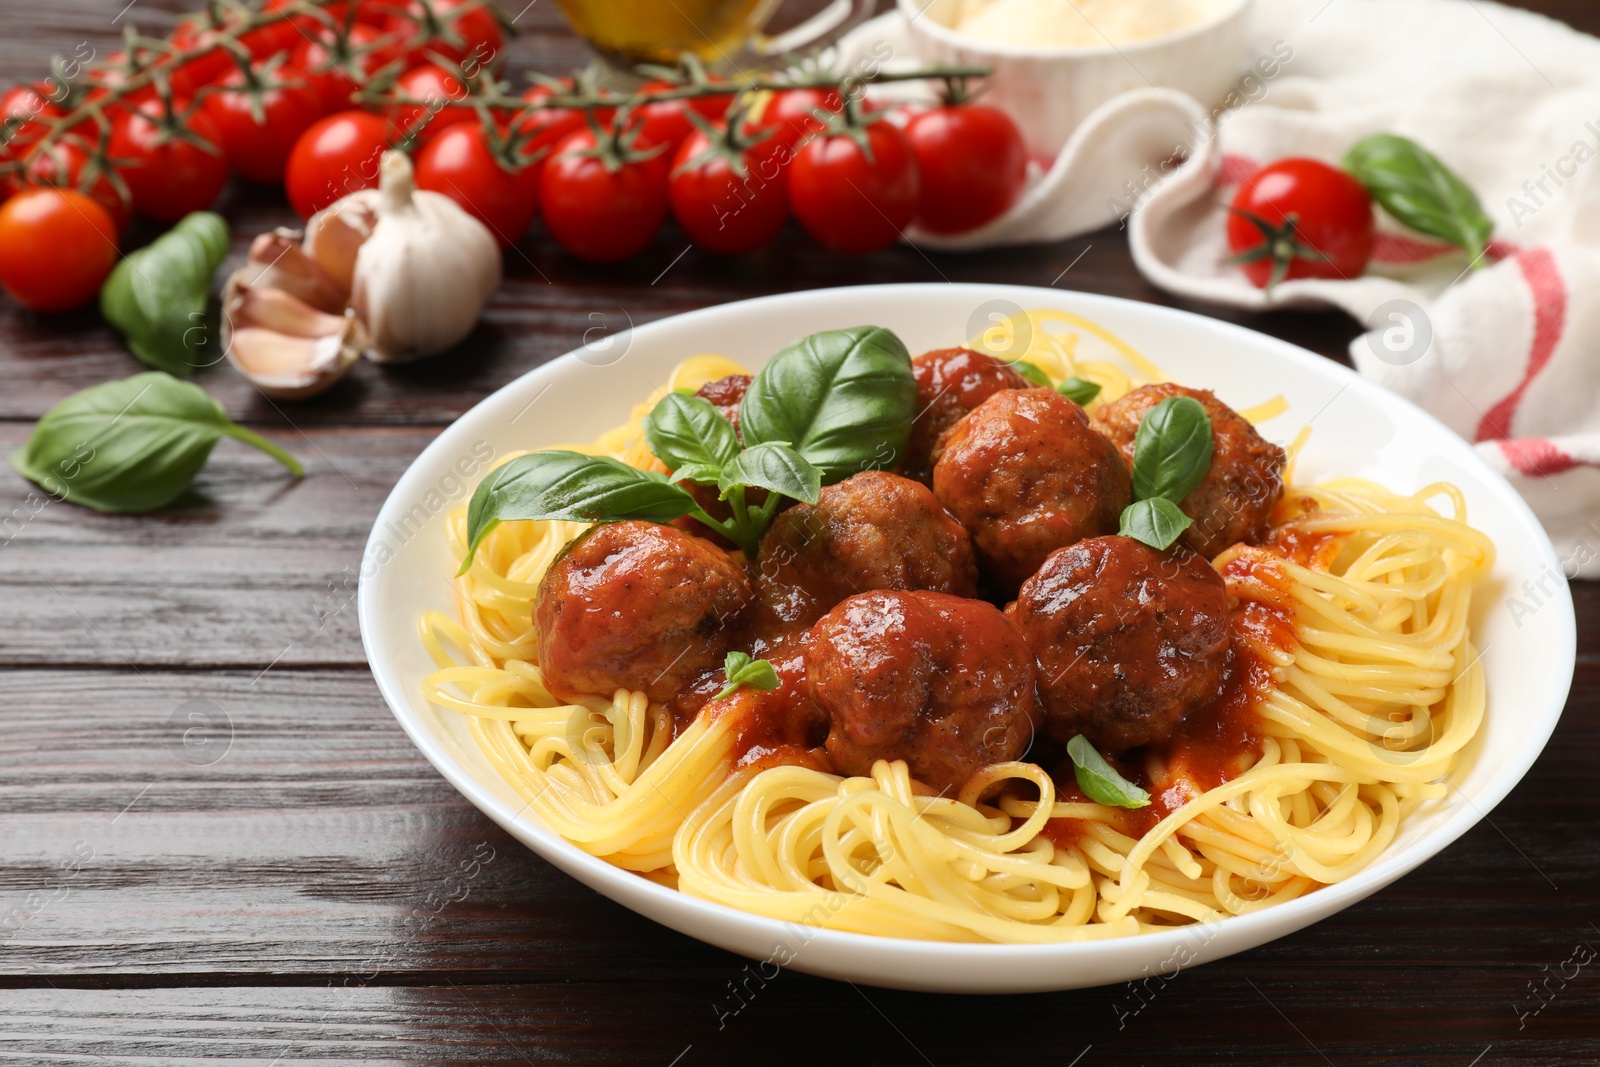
[224,276,350,340]
[226,316,367,400]
[304,194,379,295]
[354,150,502,364]
[240,229,349,314]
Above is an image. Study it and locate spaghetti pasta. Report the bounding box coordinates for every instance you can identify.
[421,336,1492,943]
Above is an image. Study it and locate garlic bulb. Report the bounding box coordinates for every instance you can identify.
[343,150,501,364]
[222,273,367,399]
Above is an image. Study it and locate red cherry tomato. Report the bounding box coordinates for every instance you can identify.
[903,103,1026,234]
[630,78,736,153]
[758,87,842,154]
[387,63,474,148]
[384,0,504,69]
[168,11,288,97]
[668,123,789,256]
[0,189,118,313]
[0,84,64,198]
[108,97,229,223]
[285,110,391,220]
[789,120,919,254]
[414,120,539,246]
[288,24,399,115]
[1226,157,1375,288]
[540,128,669,263]
[21,142,130,232]
[507,83,588,177]
[202,69,324,183]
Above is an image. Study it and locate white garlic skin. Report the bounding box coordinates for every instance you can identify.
[352,151,501,364]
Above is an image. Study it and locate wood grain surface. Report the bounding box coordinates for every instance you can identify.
[2,2,1597,1064]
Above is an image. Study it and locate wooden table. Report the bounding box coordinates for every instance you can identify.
[3,2,1596,1063]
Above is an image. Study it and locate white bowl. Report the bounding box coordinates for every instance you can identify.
[359,283,1575,993]
[896,0,1256,158]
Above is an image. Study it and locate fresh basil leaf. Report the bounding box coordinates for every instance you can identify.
[715,650,781,700]
[1131,396,1213,504]
[100,212,230,376]
[1056,376,1102,406]
[667,461,724,487]
[739,326,916,481]
[1067,735,1151,808]
[643,392,740,479]
[717,441,822,505]
[461,450,697,570]
[9,371,302,513]
[1119,497,1193,551]
[1344,134,1493,262]
[1010,360,1052,387]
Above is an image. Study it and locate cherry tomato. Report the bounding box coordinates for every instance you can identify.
[384,0,504,69]
[202,69,324,183]
[289,24,400,115]
[789,120,918,254]
[540,128,669,263]
[630,78,736,153]
[1226,157,1375,288]
[0,189,118,312]
[0,84,64,198]
[414,120,538,246]
[507,83,588,177]
[669,122,788,256]
[387,63,474,148]
[108,97,229,223]
[904,103,1026,234]
[81,52,158,111]
[168,11,287,97]
[758,87,842,154]
[21,142,130,232]
[285,110,391,220]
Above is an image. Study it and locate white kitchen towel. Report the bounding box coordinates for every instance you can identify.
[838,0,1600,576]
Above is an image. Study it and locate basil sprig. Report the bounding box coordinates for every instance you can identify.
[715,651,781,700]
[461,326,917,567]
[1344,134,1493,264]
[1118,395,1213,551]
[100,211,230,376]
[10,372,303,513]
[1067,735,1151,809]
[1007,359,1102,406]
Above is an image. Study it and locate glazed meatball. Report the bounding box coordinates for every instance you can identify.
[902,347,1029,483]
[932,388,1131,596]
[1010,535,1229,753]
[694,373,751,438]
[1092,383,1285,560]
[755,470,979,628]
[535,521,752,706]
[808,590,1040,792]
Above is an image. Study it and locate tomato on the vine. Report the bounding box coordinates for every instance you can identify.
[507,83,590,174]
[1225,157,1375,289]
[789,118,918,254]
[388,63,475,148]
[169,10,289,98]
[285,110,391,220]
[630,78,736,153]
[0,84,64,197]
[202,69,324,183]
[415,120,539,246]
[757,87,842,155]
[0,188,118,313]
[21,142,131,232]
[904,102,1026,234]
[540,127,670,263]
[669,120,788,256]
[108,97,229,222]
[384,0,504,69]
[289,23,399,115]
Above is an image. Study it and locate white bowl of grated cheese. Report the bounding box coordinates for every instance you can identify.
[898,0,1257,158]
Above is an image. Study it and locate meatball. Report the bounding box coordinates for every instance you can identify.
[902,347,1029,483]
[754,470,979,628]
[1010,535,1229,753]
[808,590,1040,792]
[694,373,751,438]
[1092,383,1285,560]
[932,387,1131,596]
[535,521,752,706]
